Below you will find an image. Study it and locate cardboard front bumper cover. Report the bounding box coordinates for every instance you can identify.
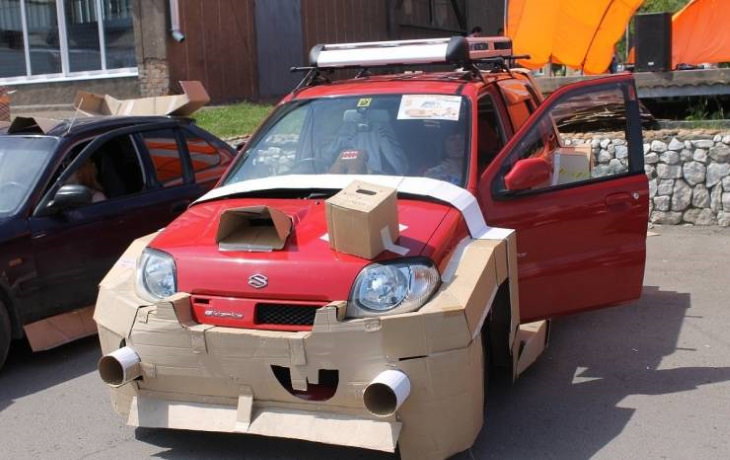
[95,228,521,459]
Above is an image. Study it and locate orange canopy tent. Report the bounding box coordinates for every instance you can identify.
[672,0,730,67]
[507,0,644,74]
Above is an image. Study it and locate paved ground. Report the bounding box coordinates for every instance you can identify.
[1,225,729,459]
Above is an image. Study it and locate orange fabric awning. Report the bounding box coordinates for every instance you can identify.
[507,0,644,74]
[672,0,730,67]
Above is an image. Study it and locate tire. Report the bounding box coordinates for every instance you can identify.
[481,331,490,408]
[0,299,10,370]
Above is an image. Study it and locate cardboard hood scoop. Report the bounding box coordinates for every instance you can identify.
[216,206,292,252]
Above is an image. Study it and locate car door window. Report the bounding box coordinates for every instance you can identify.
[182,129,231,182]
[498,80,536,131]
[139,129,187,187]
[63,134,144,201]
[495,83,639,195]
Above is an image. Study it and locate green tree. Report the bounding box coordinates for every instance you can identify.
[639,0,690,13]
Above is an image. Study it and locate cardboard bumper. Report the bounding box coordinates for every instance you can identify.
[74,81,210,117]
[94,231,521,460]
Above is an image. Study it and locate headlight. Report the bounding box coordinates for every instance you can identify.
[348,258,440,317]
[136,248,177,301]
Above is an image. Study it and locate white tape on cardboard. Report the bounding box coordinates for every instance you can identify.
[380,227,409,256]
[196,175,512,241]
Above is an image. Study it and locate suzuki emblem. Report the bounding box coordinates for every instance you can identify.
[248,273,268,289]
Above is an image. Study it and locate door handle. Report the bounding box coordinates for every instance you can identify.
[605,192,632,210]
[170,200,191,214]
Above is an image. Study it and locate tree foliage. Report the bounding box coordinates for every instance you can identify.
[639,0,691,13]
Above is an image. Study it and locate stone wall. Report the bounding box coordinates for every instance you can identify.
[564,129,730,227]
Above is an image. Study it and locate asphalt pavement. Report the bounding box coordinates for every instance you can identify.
[1,225,729,460]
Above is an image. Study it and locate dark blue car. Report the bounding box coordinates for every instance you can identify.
[0,116,235,368]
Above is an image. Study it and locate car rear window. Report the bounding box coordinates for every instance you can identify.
[140,129,185,187]
[183,130,224,172]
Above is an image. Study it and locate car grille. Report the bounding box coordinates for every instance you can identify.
[190,295,326,331]
[255,303,320,326]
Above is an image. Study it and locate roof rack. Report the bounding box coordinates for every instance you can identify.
[290,36,530,89]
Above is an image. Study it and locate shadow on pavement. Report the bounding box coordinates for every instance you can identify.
[460,285,730,460]
[136,427,397,460]
[0,335,99,412]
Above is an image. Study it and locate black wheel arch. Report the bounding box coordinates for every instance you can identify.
[0,282,24,340]
[483,280,513,372]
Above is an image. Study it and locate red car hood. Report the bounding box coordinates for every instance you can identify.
[150,197,455,302]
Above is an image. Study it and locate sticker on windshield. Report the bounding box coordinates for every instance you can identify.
[357,97,372,108]
[397,95,461,121]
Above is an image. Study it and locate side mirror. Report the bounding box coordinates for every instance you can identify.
[504,157,552,192]
[50,184,93,210]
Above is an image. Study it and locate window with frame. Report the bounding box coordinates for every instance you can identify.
[183,130,223,173]
[0,0,135,81]
[140,129,186,188]
[496,84,635,195]
[60,134,144,201]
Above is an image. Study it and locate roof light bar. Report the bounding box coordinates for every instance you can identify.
[309,37,470,68]
[467,36,513,60]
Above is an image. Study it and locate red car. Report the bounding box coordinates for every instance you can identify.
[95,37,648,460]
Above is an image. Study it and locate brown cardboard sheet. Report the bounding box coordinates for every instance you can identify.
[216,206,292,251]
[74,81,209,117]
[325,180,399,259]
[127,395,401,452]
[6,116,61,134]
[515,320,550,376]
[24,305,96,351]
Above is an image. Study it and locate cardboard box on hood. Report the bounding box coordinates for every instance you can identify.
[325,180,399,259]
[73,81,210,117]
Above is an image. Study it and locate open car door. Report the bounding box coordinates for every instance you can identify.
[479,74,648,322]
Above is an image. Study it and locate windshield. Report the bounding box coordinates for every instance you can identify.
[224,94,470,187]
[0,136,58,216]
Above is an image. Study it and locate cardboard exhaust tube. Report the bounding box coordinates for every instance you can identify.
[98,346,141,387]
[363,369,411,417]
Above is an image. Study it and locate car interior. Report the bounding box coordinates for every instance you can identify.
[60,135,145,202]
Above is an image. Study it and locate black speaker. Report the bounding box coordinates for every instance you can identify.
[635,13,672,72]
